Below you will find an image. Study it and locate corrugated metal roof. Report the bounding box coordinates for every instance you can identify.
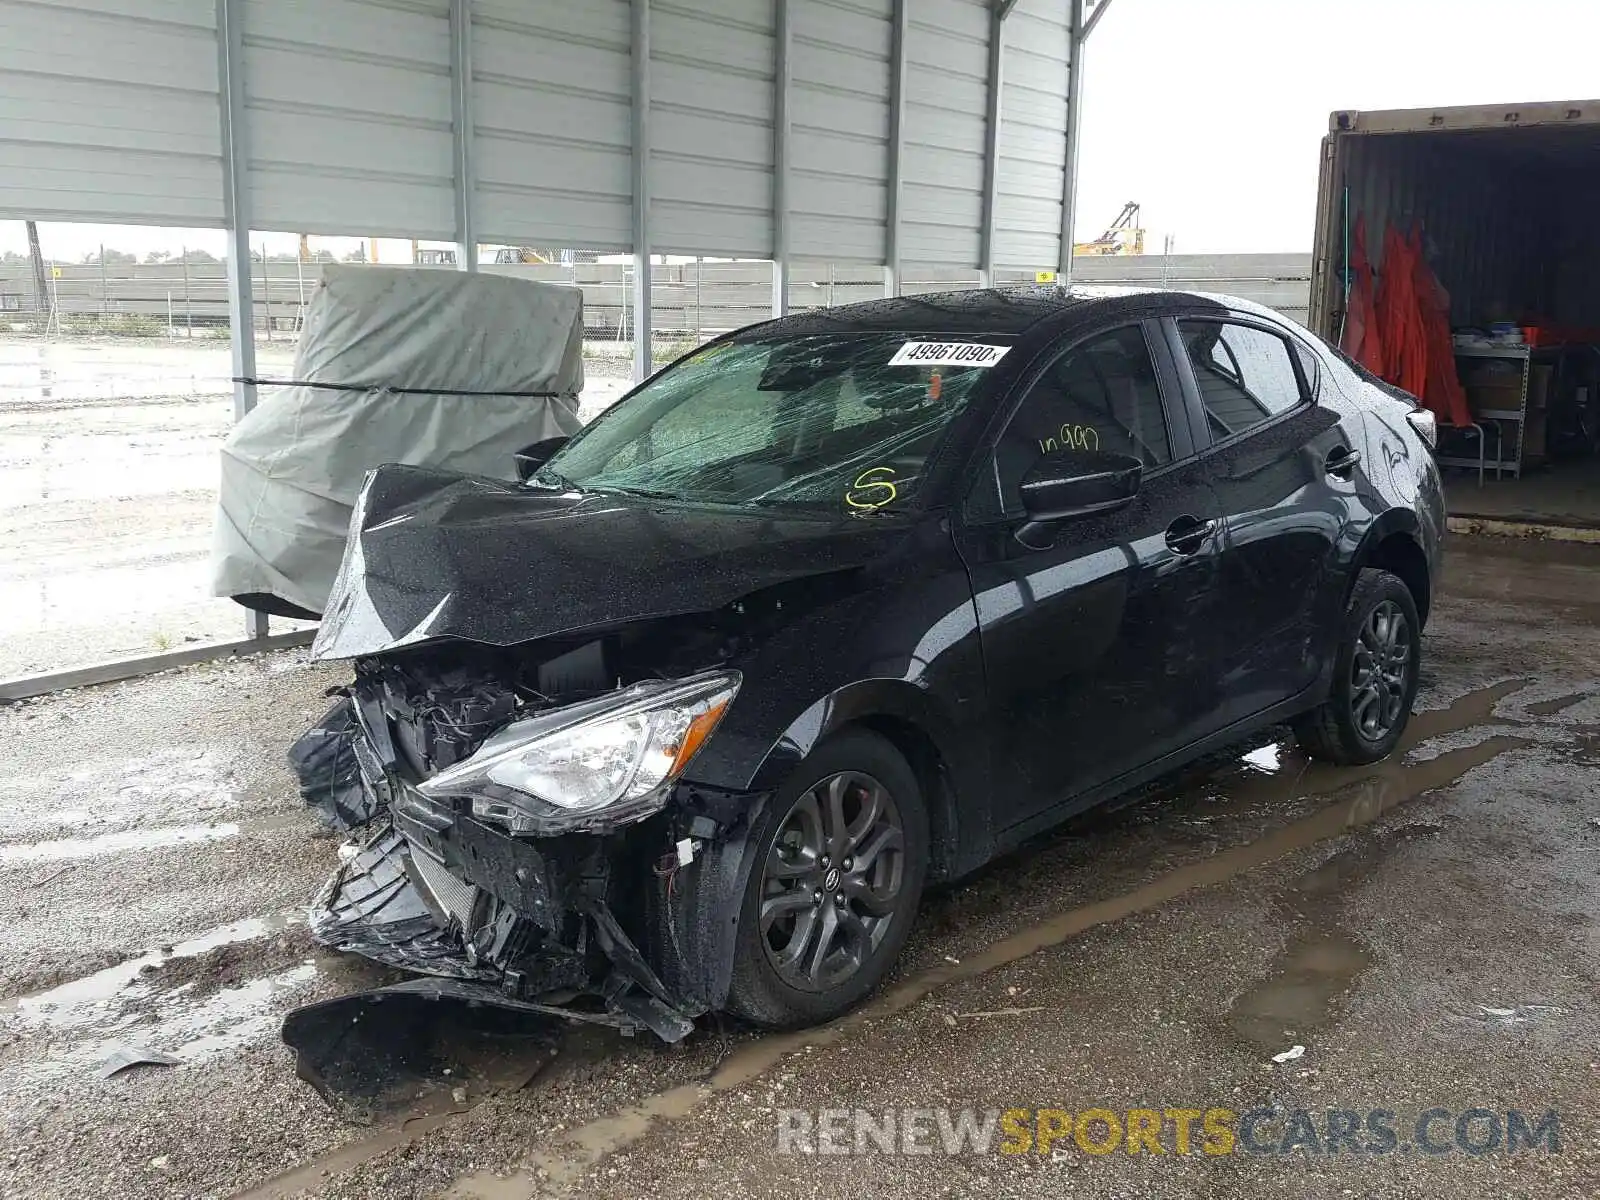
[995,0,1069,271]
[0,0,224,226]
[789,0,894,264]
[243,0,455,238]
[0,0,1077,274]
[900,0,989,270]
[473,0,634,250]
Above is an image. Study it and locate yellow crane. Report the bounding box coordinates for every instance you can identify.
[1074,201,1145,256]
[494,247,558,264]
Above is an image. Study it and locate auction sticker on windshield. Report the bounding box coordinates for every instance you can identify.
[889,342,1011,368]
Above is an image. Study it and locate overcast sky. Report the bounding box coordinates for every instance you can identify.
[1075,0,1600,253]
[3,0,1599,264]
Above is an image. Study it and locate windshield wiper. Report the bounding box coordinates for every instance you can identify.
[525,468,579,492]
[591,484,684,502]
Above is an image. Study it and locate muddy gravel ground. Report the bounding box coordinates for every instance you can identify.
[0,335,632,677]
[3,535,1600,1199]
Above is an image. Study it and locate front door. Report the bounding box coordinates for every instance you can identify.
[955,320,1226,832]
[1169,316,1353,727]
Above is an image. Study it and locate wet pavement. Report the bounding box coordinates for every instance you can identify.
[2,535,1599,1199]
[0,336,632,677]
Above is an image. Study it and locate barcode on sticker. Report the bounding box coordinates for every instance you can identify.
[888,342,1010,368]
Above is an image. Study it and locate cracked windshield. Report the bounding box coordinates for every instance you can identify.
[536,334,1010,513]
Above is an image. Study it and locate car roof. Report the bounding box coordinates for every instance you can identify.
[741,284,1248,340]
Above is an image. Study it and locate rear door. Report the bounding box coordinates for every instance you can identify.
[1166,313,1356,725]
[955,319,1226,832]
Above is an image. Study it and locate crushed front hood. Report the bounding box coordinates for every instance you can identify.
[313,465,900,660]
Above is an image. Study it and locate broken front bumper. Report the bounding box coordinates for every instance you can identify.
[300,789,700,1043]
[285,662,777,1090]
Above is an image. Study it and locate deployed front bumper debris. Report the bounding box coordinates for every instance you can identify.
[285,652,772,1101]
[288,697,383,832]
[287,801,697,1059]
[284,806,713,1106]
[307,824,499,981]
[282,977,564,1121]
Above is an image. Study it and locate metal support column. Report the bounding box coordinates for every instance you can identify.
[771,0,791,316]
[1059,0,1090,281]
[215,0,266,639]
[979,1,1016,288]
[884,0,909,297]
[631,0,652,380]
[1084,0,1115,38]
[449,0,478,271]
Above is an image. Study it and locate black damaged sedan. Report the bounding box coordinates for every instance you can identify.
[287,286,1442,1047]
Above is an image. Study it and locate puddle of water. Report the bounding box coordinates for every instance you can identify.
[443,680,1544,1197]
[1525,691,1593,719]
[0,822,240,865]
[0,751,290,845]
[1224,821,1447,1056]
[4,955,318,1087]
[230,1091,471,1200]
[9,962,321,1087]
[166,963,320,1059]
[1468,1003,1568,1027]
[1226,932,1373,1054]
[2,910,300,1018]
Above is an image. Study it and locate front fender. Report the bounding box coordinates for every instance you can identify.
[744,678,985,881]
[662,679,984,1010]
[742,678,960,791]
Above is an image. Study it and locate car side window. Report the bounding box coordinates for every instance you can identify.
[1178,320,1306,442]
[980,325,1172,516]
[1292,339,1320,391]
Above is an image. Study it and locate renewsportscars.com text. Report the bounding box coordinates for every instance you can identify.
[776,1106,1561,1158]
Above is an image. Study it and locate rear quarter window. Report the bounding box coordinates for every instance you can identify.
[1178,320,1307,442]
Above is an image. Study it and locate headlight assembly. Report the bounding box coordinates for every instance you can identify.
[417,670,740,834]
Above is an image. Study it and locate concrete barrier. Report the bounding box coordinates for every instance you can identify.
[0,254,1313,337]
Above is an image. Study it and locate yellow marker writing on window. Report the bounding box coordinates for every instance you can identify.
[1038,424,1100,454]
[846,466,898,512]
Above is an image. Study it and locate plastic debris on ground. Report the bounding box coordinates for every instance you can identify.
[97,1045,184,1078]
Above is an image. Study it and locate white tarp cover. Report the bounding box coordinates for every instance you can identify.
[211,265,585,616]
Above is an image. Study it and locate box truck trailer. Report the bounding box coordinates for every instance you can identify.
[1310,98,1600,340]
[1309,99,1600,505]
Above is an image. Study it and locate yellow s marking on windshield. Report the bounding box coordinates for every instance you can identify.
[846,466,898,512]
[689,342,736,365]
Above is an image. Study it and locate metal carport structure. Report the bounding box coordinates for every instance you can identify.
[0,0,1115,698]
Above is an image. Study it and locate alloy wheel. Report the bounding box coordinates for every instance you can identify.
[1350,599,1412,740]
[758,771,906,992]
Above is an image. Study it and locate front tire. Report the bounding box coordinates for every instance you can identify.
[1294,568,1422,765]
[724,729,929,1028]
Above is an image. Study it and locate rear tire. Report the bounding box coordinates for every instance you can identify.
[724,729,928,1028]
[1294,568,1422,765]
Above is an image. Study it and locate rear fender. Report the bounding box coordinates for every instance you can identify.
[1349,507,1434,618]
[1302,510,1433,704]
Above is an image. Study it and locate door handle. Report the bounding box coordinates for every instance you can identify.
[1164,515,1218,555]
[1325,446,1362,478]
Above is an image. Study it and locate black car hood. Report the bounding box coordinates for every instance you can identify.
[312,465,902,660]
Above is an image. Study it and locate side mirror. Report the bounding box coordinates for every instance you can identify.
[514,435,571,482]
[1017,449,1142,540]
